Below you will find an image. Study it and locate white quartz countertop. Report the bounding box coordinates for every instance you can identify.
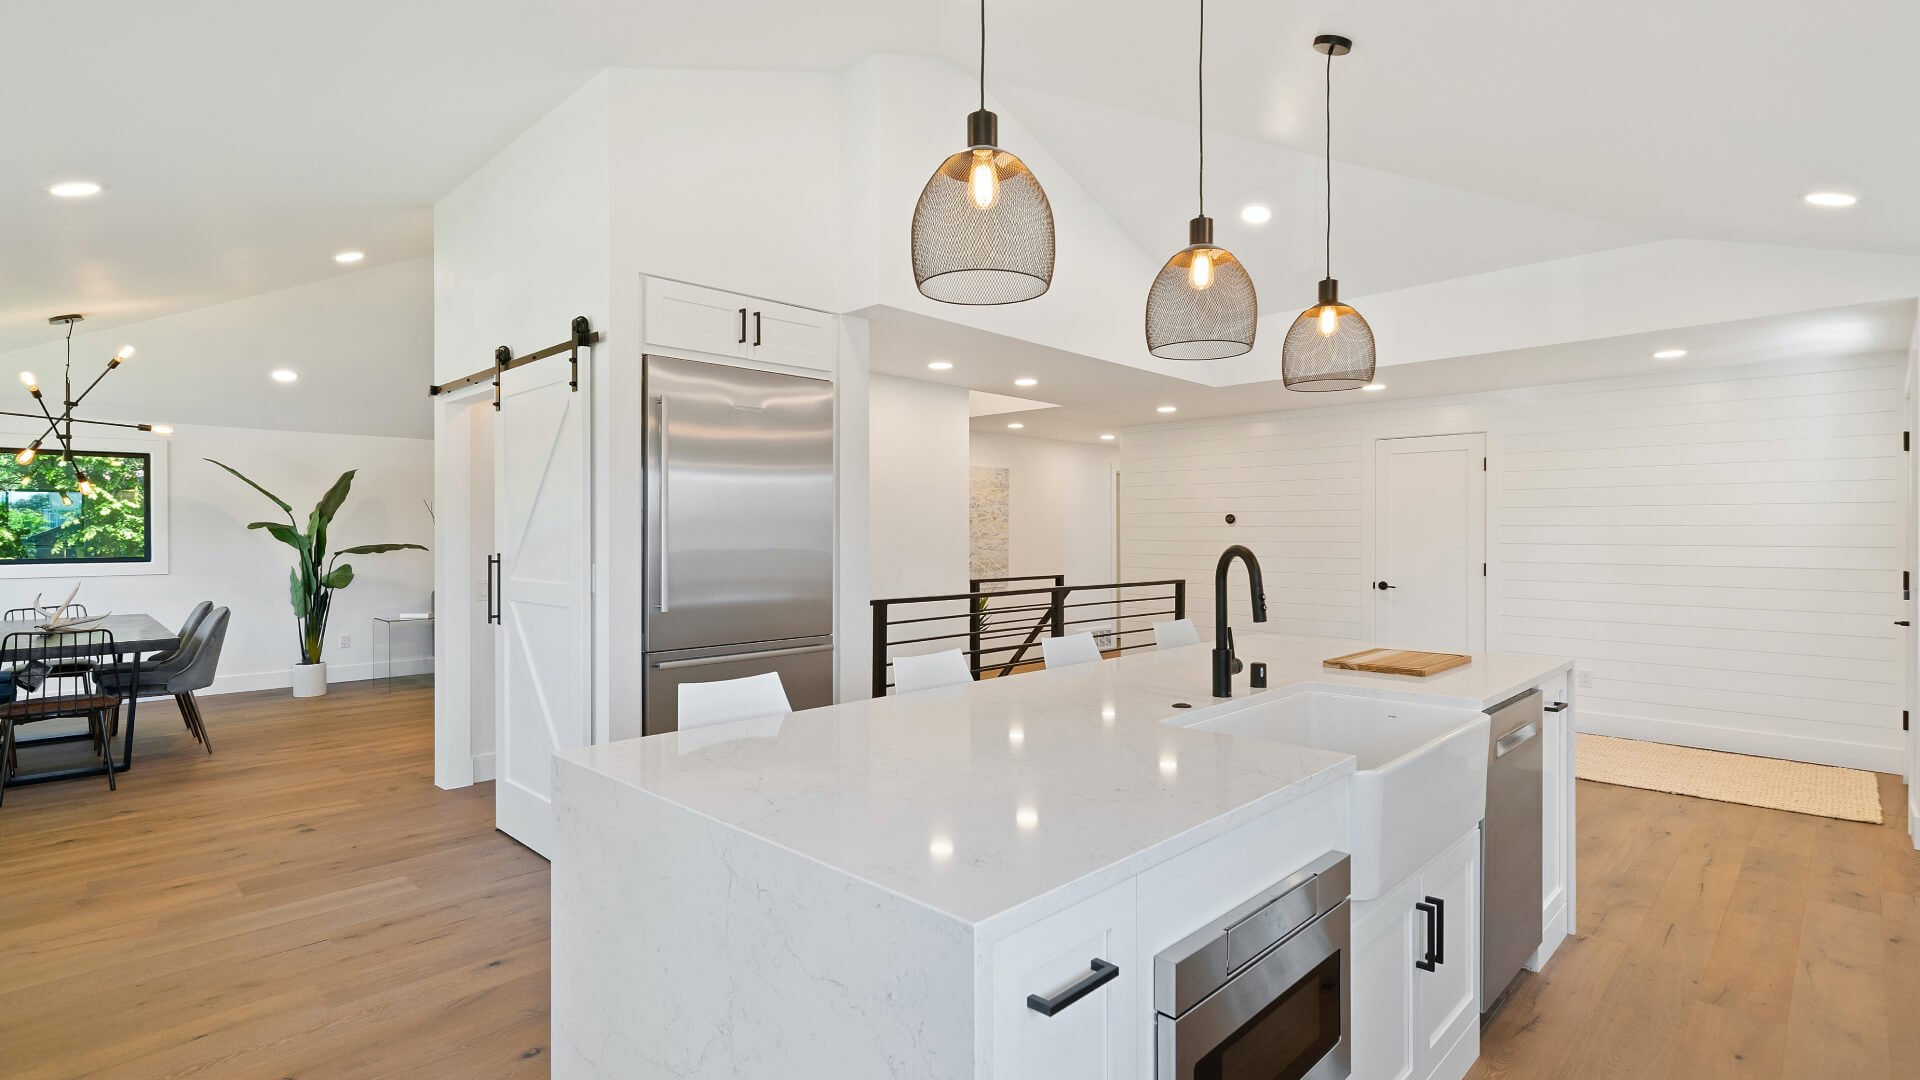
[558,633,1570,929]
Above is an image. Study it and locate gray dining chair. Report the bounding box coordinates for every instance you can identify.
[95,606,230,754]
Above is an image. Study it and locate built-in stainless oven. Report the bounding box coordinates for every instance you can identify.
[1154,852,1351,1080]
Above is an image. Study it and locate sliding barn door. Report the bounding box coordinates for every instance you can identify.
[494,356,592,858]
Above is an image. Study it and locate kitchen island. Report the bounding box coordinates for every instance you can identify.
[551,634,1574,1079]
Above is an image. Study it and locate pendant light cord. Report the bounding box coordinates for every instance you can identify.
[1324,44,1333,280]
[978,0,987,112]
[1197,0,1206,217]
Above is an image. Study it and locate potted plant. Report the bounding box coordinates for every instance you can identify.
[209,460,426,697]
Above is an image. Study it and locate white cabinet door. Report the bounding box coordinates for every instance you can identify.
[1415,830,1480,1079]
[494,354,592,858]
[991,880,1139,1080]
[643,278,751,359]
[746,299,837,374]
[1350,876,1421,1080]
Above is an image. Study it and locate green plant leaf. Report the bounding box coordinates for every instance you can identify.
[323,563,354,589]
[206,458,293,520]
[289,566,308,617]
[332,542,428,556]
[308,469,356,567]
[248,520,309,556]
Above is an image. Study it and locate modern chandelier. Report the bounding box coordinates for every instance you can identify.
[8,314,163,497]
[1145,0,1257,360]
[910,0,1056,305]
[1282,34,1376,391]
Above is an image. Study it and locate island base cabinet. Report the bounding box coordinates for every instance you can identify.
[988,878,1140,1080]
[1350,829,1480,1080]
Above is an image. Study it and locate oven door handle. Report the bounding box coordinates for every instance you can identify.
[1026,958,1120,1017]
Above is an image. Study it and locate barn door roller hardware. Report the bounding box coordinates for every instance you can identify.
[429,315,600,407]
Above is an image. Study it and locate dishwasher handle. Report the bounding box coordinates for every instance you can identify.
[1494,721,1540,758]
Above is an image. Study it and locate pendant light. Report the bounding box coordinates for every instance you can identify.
[1283,35,1375,391]
[911,0,1055,305]
[1145,0,1257,360]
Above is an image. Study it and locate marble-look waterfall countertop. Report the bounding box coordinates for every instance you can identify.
[556,633,1571,929]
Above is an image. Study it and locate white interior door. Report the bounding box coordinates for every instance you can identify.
[495,356,592,858]
[1373,434,1486,654]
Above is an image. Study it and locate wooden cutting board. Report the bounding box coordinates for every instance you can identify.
[1323,648,1473,677]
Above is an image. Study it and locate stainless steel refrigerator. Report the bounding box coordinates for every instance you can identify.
[642,354,835,735]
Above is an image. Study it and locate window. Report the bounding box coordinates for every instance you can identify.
[0,450,152,565]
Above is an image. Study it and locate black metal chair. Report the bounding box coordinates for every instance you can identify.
[95,607,229,754]
[4,604,89,620]
[0,629,119,803]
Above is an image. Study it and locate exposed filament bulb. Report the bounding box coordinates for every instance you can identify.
[968,149,1000,210]
[1188,250,1215,291]
[1318,305,1340,337]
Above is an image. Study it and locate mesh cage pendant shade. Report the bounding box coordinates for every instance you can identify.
[1146,216,1257,360]
[1282,278,1375,390]
[912,109,1056,305]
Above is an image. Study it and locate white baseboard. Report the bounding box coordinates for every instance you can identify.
[473,751,496,783]
[200,656,435,698]
[1577,708,1902,773]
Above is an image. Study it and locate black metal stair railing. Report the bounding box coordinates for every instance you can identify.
[870,575,1187,696]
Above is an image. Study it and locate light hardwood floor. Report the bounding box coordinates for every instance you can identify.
[0,681,549,1079]
[2,683,1915,1078]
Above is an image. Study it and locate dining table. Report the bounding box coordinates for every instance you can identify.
[0,612,180,786]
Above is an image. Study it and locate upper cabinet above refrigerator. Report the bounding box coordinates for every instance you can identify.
[643,278,838,375]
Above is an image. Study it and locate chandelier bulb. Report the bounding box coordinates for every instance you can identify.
[15,445,34,466]
[18,371,36,390]
[117,345,135,361]
[76,472,93,497]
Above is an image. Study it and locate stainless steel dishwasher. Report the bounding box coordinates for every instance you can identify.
[1481,688,1544,1016]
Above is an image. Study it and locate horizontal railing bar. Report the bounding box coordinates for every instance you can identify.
[874,579,1187,608]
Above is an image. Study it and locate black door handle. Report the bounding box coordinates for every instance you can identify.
[487,554,502,625]
[1414,898,1440,971]
[737,307,748,344]
[753,310,762,347]
[1375,581,1397,590]
[1898,621,1911,627]
[1026,959,1120,1016]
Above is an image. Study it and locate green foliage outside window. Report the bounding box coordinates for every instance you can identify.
[0,451,150,563]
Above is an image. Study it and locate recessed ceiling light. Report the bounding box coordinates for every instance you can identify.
[1013,377,1038,387]
[1007,422,1025,429]
[333,250,365,264]
[1099,434,1116,441]
[271,369,299,383]
[1804,191,1858,208]
[1361,383,1386,392]
[1651,348,1687,360]
[48,181,102,198]
[1240,204,1272,225]
[1156,405,1178,414]
[927,360,953,371]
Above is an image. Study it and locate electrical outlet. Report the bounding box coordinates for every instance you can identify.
[338,633,352,649]
[1577,670,1593,690]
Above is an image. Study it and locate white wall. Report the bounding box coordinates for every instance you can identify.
[1120,353,1909,771]
[0,420,433,695]
[869,374,970,599]
[968,431,1116,586]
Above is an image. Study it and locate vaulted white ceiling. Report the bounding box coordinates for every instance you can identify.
[4,0,1914,380]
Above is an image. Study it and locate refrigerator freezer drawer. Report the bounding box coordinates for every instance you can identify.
[643,639,834,736]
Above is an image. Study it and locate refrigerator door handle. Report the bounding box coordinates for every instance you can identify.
[653,643,834,670]
[655,394,671,614]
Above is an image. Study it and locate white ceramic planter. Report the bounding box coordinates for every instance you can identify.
[291,662,329,698]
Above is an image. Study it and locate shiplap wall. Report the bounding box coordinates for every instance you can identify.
[1119,353,1909,770]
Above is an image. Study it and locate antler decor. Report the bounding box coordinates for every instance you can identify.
[29,582,110,631]
[207,460,427,666]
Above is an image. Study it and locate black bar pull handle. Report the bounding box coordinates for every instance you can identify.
[487,554,502,625]
[1414,900,1439,972]
[1429,895,1445,965]
[753,310,763,347]
[738,307,748,344]
[1544,701,1569,712]
[1026,959,1119,1016]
